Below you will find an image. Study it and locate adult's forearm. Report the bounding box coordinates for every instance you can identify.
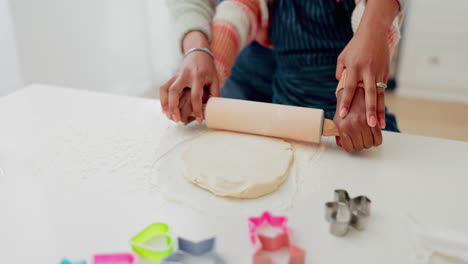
[350,0,405,58]
[357,0,400,34]
[210,0,270,84]
[183,31,210,53]
[166,0,216,54]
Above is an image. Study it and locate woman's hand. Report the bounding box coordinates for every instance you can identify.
[160,31,220,124]
[336,29,389,129]
[335,0,400,130]
[334,87,383,152]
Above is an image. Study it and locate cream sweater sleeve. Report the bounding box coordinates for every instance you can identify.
[166,0,217,54]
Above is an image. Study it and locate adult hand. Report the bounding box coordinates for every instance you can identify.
[334,87,383,152]
[160,31,220,124]
[336,29,389,129]
[335,0,400,129]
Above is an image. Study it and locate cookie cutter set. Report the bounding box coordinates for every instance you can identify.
[127,211,306,264]
[62,189,370,263]
[130,223,224,263]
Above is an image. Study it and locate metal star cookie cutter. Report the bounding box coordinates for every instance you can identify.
[325,189,371,236]
[161,237,224,264]
[249,211,305,264]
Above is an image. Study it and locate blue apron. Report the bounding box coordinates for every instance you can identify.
[221,0,399,132]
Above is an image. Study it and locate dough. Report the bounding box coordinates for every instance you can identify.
[181,131,293,199]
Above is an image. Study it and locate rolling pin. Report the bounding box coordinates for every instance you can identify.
[196,97,339,143]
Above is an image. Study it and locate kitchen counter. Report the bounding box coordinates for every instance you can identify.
[1,85,467,263]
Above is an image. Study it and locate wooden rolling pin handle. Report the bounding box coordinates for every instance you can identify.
[323,119,340,137]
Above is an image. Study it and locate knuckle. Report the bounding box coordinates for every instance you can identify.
[361,58,373,67]
[192,89,202,98]
[350,116,364,127]
[344,82,354,90]
[359,116,368,125]
[195,70,206,80]
[367,105,377,112]
[341,98,352,107]
[168,85,178,93]
[342,123,353,132]
[366,86,377,93]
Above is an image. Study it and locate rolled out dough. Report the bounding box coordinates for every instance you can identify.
[181,131,293,199]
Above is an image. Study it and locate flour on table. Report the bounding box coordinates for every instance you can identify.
[181,131,294,199]
[150,125,325,216]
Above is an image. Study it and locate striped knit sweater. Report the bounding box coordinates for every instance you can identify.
[210,0,405,85]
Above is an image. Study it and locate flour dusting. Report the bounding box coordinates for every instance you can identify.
[149,125,326,217]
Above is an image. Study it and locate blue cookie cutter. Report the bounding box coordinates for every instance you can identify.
[162,237,224,264]
[60,259,86,264]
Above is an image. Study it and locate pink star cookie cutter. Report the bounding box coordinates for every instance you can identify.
[248,211,305,264]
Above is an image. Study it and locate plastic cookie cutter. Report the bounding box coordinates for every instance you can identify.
[325,189,371,237]
[93,253,135,264]
[130,223,174,262]
[162,237,225,264]
[249,211,305,264]
[60,259,86,264]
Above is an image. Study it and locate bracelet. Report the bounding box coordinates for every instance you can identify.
[183,47,215,60]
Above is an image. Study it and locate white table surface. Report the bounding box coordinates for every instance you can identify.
[1,84,467,264]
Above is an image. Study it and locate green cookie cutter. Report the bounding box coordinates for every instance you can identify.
[129,223,174,261]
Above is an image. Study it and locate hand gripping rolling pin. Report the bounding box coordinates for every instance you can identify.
[200,97,339,143]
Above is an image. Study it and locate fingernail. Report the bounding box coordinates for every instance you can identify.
[339,107,348,118]
[172,114,178,122]
[368,116,377,127]
[380,118,386,129]
[197,117,202,124]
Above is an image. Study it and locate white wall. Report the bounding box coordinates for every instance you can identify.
[397,0,468,103]
[7,0,466,101]
[9,0,156,96]
[0,0,22,96]
[146,0,180,90]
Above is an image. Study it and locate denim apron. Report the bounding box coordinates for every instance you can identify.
[221,0,399,132]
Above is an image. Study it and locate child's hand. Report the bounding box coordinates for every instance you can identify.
[159,31,220,124]
[178,88,196,125]
[333,87,383,152]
